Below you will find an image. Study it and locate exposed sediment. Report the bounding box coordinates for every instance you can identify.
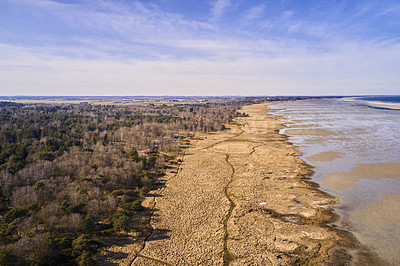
[127,103,358,265]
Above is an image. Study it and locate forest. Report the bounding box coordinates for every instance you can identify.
[0,98,254,265]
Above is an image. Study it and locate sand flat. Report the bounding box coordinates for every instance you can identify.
[352,194,400,265]
[126,103,363,265]
[323,163,400,191]
[307,151,342,162]
[285,128,334,136]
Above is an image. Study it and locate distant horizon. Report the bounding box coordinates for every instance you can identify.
[1,94,400,98]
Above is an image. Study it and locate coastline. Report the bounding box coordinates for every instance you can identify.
[271,99,398,265]
[102,103,377,265]
[340,97,400,110]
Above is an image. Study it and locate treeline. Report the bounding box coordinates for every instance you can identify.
[0,100,246,265]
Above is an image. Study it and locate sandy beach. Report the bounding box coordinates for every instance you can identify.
[112,103,370,265]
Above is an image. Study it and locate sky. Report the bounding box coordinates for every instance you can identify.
[0,0,400,96]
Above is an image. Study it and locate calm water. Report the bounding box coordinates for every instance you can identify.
[270,98,400,265]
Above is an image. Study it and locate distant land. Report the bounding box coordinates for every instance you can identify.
[0,95,341,105]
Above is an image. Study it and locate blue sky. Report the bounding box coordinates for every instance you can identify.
[1,0,399,96]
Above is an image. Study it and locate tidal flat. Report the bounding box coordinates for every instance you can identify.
[271,99,400,265]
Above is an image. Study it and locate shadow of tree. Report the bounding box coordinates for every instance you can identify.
[96,251,128,265]
[148,228,171,241]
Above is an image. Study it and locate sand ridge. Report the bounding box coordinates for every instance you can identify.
[128,103,359,265]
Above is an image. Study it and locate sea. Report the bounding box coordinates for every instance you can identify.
[270,96,400,265]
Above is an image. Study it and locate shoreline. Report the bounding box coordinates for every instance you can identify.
[102,102,379,265]
[270,100,394,265]
[268,103,387,265]
[340,97,400,110]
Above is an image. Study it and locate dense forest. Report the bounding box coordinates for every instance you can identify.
[0,99,252,265]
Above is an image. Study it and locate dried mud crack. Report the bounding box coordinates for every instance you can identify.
[112,102,364,266]
[205,122,246,265]
[222,154,236,265]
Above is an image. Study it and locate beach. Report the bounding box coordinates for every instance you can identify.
[104,102,372,265]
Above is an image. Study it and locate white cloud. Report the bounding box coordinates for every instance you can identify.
[211,0,231,20]
[1,40,400,96]
[377,3,400,16]
[9,0,214,44]
[243,4,266,20]
[281,10,294,19]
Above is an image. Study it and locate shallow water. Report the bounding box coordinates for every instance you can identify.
[270,99,400,265]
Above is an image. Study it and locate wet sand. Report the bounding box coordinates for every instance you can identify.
[323,163,400,191]
[307,151,342,162]
[103,103,375,265]
[352,194,400,264]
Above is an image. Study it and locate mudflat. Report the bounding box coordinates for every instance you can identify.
[125,103,360,265]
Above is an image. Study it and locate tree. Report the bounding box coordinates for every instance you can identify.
[81,215,96,234]
[112,211,130,233]
[33,181,45,191]
[128,148,139,162]
[72,234,97,266]
[0,247,17,266]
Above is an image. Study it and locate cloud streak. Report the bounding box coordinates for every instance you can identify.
[211,0,231,20]
[243,4,266,21]
[1,39,399,96]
